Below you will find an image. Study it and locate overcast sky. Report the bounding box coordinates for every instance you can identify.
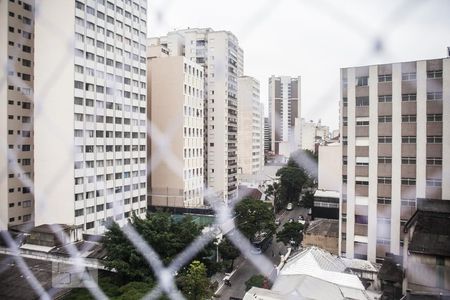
[147,0,450,130]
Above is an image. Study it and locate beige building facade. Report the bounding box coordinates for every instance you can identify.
[150,29,243,203]
[237,76,263,176]
[147,45,205,208]
[340,57,450,262]
[0,0,35,231]
[33,0,148,234]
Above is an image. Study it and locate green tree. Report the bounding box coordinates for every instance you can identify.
[245,274,265,291]
[177,261,212,300]
[276,222,304,246]
[234,197,276,241]
[103,213,203,280]
[218,237,240,271]
[302,191,314,208]
[276,149,317,207]
[265,182,283,212]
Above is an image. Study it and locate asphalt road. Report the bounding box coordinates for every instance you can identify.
[218,205,308,299]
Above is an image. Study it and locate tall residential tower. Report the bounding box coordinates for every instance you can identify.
[268,76,301,157]
[150,28,243,203]
[0,0,35,231]
[33,0,148,234]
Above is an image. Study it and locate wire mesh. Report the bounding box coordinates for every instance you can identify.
[1,0,446,299]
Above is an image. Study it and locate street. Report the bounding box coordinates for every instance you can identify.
[217,205,308,299]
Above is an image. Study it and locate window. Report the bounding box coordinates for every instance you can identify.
[86,222,94,229]
[343,117,348,126]
[342,97,348,107]
[343,156,348,165]
[356,157,369,166]
[378,136,392,143]
[401,178,416,185]
[426,178,442,187]
[400,199,416,207]
[378,95,392,103]
[401,115,416,123]
[378,74,392,82]
[356,76,368,86]
[355,215,368,224]
[427,135,442,144]
[427,70,442,79]
[427,114,442,122]
[342,175,347,183]
[427,157,442,165]
[378,177,392,184]
[355,96,369,107]
[402,72,416,81]
[427,92,442,101]
[402,136,416,143]
[377,197,391,205]
[74,81,84,89]
[402,93,416,102]
[355,180,369,186]
[378,115,392,123]
[378,156,392,164]
[401,157,416,164]
[356,119,369,126]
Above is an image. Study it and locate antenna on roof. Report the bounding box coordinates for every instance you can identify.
[447,47,450,57]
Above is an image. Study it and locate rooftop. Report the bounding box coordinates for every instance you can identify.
[314,190,340,199]
[305,219,339,238]
[404,199,450,257]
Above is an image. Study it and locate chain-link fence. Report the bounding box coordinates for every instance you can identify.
[1,0,448,299]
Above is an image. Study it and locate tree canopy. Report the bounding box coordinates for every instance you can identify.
[103,213,204,280]
[177,261,212,300]
[275,149,317,206]
[234,197,276,241]
[276,222,304,245]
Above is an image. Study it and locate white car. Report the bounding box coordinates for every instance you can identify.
[286,203,293,211]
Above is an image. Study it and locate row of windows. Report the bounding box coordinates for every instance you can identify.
[353,70,443,87]
[7,115,32,123]
[183,148,203,158]
[75,196,146,217]
[74,184,146,201]
[8,187,31,194]
[74,48,145,73]
[8,200,32,208]
[184,168,204,179]
[376,135,443,144]
[183,127,203,137]
[75,64,145,82]
[345,114,442,126]
[8,214,32,223]
[74,169,145,185]
[74,113,146,126]
[344,92,444,106]
[74,145,145,155]
[74,130,145,139]
[75,97,146,112]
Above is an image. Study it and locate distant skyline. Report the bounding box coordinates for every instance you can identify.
[147,0,450,129]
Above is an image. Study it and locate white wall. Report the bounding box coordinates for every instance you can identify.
[318,143,342,191]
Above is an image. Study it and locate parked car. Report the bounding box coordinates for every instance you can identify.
[275,218,281,226]
[286,203,293,211]
[250,247,262,255]
[288,218,294,223]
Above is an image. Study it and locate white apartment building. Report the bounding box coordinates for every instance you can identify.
[237,76,263,176]
[340,57,450,262]
[150,28,244,203]
[301,119,331,152]
[0,0,35,231]
[268,75,301,157]
[33,0,148,234]
[147,43,205,208]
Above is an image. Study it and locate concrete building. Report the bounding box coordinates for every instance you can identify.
[340,57,450,262]
[33,0,148,234]
[0,0,35,231]
[149,28,243,203]
[318,142,342,191]
[147,43,205,208]
[264,117,271,153]
[303,219,339,255]
[402,199,450,294]
[237,76,263,176]
[268,75,301,157]
[301,119,330,153]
